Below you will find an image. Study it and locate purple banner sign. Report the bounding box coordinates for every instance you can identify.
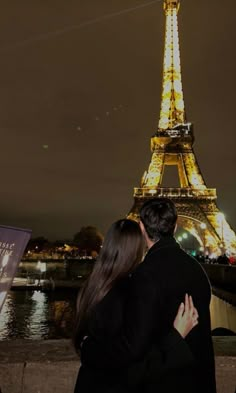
[0,225,31,313]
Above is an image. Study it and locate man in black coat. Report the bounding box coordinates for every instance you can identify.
[82,198,217,393]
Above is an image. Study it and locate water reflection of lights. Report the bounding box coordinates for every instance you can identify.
[28,291,47,339]
[32,291,46,302]
[36,260,47,273]
[0,291,76,340]
[0,291,234,340]
[0,295,12,337]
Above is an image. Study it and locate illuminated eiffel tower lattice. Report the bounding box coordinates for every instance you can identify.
[128,0,236,256]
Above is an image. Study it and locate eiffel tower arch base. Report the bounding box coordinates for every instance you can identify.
[128,190,236,258]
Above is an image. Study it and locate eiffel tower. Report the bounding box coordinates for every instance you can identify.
[128,0,236,257]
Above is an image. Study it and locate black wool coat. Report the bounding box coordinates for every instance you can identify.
[75,265,195,392]
[80,236,217,393]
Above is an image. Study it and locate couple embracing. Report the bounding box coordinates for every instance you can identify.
[73,198,216,393]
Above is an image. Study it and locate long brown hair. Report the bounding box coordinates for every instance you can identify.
[73,219,144,350]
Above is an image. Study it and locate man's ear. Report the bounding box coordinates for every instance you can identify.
[139,220,145,235]
[139,220,153,249]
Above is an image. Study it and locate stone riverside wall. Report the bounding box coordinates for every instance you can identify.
[0,338,235,393]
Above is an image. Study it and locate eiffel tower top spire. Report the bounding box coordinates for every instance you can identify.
[158,0,186,131]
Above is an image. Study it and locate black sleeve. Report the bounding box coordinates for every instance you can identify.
[126,328,195,389]
[81,268,160,369]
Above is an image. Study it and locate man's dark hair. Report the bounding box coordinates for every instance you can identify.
[140,198,178,242]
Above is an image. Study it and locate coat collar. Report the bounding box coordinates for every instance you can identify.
[145,235,180,258]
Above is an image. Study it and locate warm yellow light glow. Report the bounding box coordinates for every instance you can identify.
[129,0,236,257]
[64,243,73,252]
[159,1,185,131]
[149,189,157,195]
[216,212,225,223]
[183,154,206,189]
[142,153,164,187]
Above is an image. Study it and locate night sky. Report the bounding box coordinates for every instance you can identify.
[0,0,235,240]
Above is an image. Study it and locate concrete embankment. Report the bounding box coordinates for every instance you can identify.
[0,338,235,393]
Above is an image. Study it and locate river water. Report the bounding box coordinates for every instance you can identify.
[0,289,235,340]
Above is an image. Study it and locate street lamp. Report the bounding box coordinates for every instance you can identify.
[177,233,189,251]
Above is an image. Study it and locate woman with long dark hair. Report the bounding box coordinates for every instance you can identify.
[73,219,198,393]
